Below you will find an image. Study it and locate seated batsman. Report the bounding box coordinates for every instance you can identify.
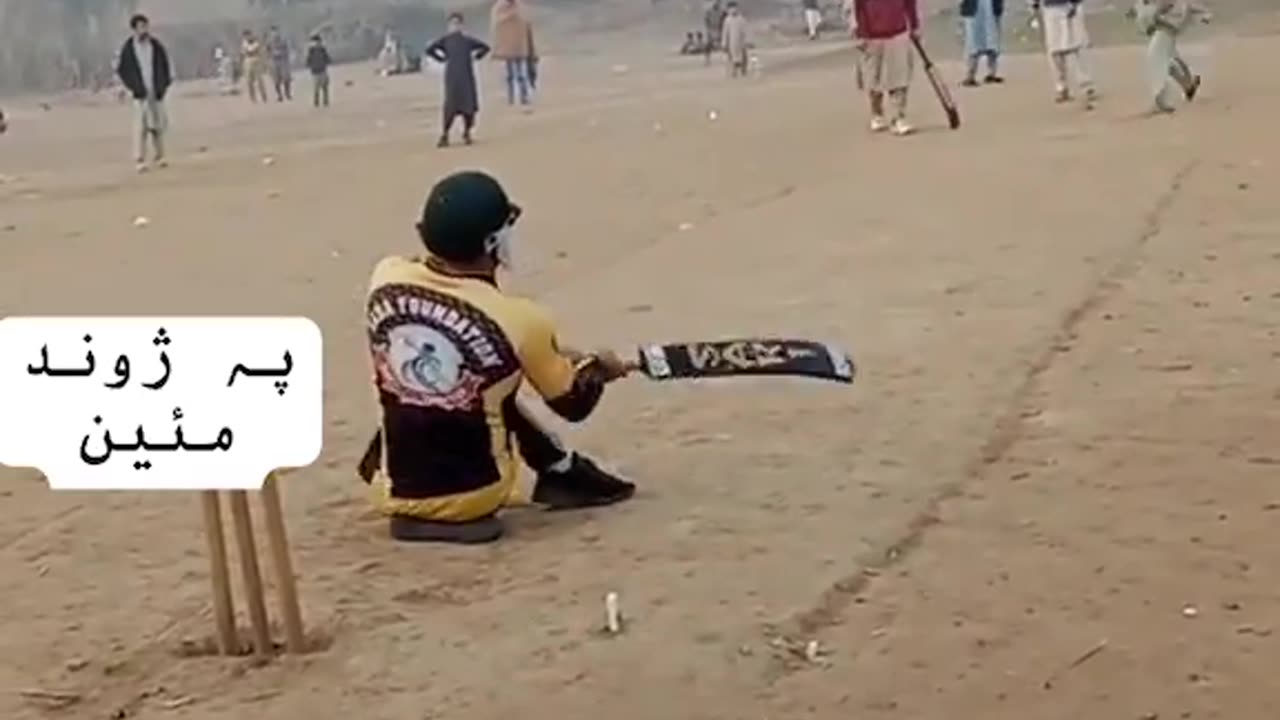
[359,170,636,544]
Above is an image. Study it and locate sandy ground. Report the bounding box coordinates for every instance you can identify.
[1,24,1278,720]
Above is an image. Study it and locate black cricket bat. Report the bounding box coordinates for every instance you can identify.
[634,338,855,384]
[910,35,961,130]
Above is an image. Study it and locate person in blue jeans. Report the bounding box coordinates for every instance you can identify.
[491,0,534,107]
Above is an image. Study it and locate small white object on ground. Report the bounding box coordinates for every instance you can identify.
[262,156,276,166]
[1182,605,1199,618]
[611,64,630,75]
[678,222,694,232]
[708,110,719,121]
[133,216,150,228]
[604,591,622,634]
[653,121,664,133]
[804,640,822,662]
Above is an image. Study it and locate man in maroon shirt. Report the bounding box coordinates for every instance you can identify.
[849,0,920,135]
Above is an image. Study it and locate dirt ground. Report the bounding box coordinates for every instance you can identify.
[2,22,1278,720]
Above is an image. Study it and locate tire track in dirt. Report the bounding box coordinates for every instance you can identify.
[759,157,1201,684]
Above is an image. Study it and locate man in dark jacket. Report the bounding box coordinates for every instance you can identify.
[116,13,173,172]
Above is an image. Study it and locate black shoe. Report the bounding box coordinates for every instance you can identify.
[961,77,979,87]
[533,455,635,510]
[437,135,449,148]
[984,74,1004,84]
[1185,75,1201,102]
[389,514,505,544]
[463,132,473,145]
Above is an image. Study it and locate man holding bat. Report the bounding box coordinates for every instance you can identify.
[849,0,920,136]
[361,171,636,544]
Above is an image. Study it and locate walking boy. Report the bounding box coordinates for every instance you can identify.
[116,14,173,172]
[491,0,534,108]
[306,35,332,108]
[426,13,491,147]
[803,0,823,39]
[241,30,267,103]
[1031,0,1096,107]
[266,26,293,102]
[1133,0,1209,113]
[851,0,920,135]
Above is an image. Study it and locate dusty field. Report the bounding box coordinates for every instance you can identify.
[2,25,1278,720]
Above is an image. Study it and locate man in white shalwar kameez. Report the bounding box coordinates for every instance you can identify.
[1132,0,1210,113]
[1030,0,1096,107]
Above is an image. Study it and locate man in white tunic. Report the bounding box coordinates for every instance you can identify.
[1030,0,1096,107]
[115,14,173,172]
[1133,0,1210,113]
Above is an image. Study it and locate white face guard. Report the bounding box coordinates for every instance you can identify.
[483,206,521,270]
[484,223,516,270]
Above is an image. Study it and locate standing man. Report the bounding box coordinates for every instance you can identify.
[241,30,268,103]
[722,3,750,77]
[266,26,293,102]
[705,0,727,51]
[213,45,236,95]
[960,0,1004,85]
[425,13,490,147]
[491,0,534,109]
[360,170,636,544]
[1030,0,1096,106]
[1134,0,1209,113]
[803,0,823,40]
[851,0,919,136]
[305,35,333,108]
[116,14,173,173]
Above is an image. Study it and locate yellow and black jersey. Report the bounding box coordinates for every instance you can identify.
[365,256,600,521]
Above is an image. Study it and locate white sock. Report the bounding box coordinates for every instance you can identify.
[547,452,574,474]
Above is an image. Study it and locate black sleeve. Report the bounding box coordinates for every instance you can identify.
[154,42,173,99]
[116,42,140,95]
[544,371,606,422]
[471,36,491,60]
[426,37,447,62]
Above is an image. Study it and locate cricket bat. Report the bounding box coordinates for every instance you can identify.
[855,45,865,90]
[910,35,961,130]
[633,338,855,383]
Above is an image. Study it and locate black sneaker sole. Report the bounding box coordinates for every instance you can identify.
[389,515,504,544]
[533,482,634,511]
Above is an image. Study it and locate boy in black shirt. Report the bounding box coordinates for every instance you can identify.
[305,35,333,108]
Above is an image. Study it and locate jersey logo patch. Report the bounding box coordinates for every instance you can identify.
[376,324,484,410]
[367,283,517,411]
